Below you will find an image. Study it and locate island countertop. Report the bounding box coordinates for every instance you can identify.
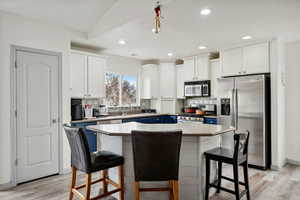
[87,121,235,136]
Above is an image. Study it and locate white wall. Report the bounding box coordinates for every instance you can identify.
[286,41,300,163]
[0,11,84,185]
[0,12,142,186]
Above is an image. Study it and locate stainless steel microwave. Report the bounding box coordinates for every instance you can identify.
[184,80,211,97]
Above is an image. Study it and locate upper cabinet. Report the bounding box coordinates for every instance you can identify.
[176,64,185,99]
[221,42,270,77]
[183,58,195,81]
[87,56,106,98]
[70,52,106,98]
[141,64,159,99]
[70,53,87,97]
[221,47,243,76]
[195,54,210,80]
[159,63,176,98]
[243,42,269,74]
[183,54,210,81]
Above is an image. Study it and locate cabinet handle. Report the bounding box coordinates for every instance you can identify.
[243,71,247,74]
[238,72,242,74]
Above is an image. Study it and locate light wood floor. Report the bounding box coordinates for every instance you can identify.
[0,164,299,200]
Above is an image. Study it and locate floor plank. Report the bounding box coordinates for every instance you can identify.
[0,165,299,200]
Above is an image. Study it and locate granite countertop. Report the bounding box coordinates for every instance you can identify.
[71,113,173,123]
[87,121,235,137]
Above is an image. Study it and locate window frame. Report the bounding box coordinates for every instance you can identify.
[105,71,139,107]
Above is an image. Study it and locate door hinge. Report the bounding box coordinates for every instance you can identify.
[15,61,17,69]
[15,159,18,166]
[15,110,17,118]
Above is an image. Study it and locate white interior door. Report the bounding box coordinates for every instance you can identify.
[16,50,59,183]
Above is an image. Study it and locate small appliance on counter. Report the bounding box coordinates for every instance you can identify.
[71,98,84,121]
[84,104,93,119]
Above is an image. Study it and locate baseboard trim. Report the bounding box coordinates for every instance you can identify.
[287,158,300,166]
[271,165,280,170]
[0,181,15,191]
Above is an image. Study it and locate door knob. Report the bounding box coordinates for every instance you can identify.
[52,119,57,124]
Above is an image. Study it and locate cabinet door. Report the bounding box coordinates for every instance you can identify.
[141,64,159,99]
[87,56,106,97]
[160,100,176,114]
[243,42,269,74]
[184,58,195,81]
[70,53,87,97]
[176,65,185,98]
[210,60,220,97]
[195,55,210,80]
[221,48,243,77]
[160,63,176,98]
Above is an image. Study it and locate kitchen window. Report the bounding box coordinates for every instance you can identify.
[105,72,138,106]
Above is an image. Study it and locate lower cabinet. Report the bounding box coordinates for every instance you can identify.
[122,115,177,124]
[203,117,218,125]
[71,122,97,152]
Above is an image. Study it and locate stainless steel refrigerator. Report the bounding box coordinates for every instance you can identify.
[218,74,271,169]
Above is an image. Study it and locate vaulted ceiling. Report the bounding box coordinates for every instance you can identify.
[1,0,300,60]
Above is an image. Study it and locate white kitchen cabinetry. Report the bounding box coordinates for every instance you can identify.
[159,63,176,98]
[87,56,106,98]
[183,58,195,81]
[221,47,243,77]
[70,52,106,98]
[176,64,185,99]
[195,54,210,80]
[183,54,210,81]
[243,42,269,74]
[210,59,221,97]
[70,53,87,97]
[221,42,270,77]
[141,64,159,99]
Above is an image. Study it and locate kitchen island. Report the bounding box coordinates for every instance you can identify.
[87,122,235,200]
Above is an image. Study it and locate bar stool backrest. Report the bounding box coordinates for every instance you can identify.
[64,125,92,172]
[233,131,250,160]
[131,130,182,182]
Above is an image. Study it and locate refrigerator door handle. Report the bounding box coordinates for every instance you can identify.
[235,88,238,129]
[231,88,236,127]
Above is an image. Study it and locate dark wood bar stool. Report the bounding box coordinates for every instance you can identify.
[64,126,125,200]
[131,130,183,200]
[204,131,250,200]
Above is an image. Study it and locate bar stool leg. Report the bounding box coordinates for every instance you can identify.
[69,167,77,200]
[134,181,140,200]
[172,180,179,200]
[118,165,125,200]
[217,161,222,193]
[243,162,250,200]
[85,173,92,200]
[205,158,211,200]
[102,170,108,193]
[169,180,174,200]
[233,164,240,200]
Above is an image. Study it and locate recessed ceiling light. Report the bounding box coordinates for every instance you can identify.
[200,8,211,16]
[118,39,126,45]
[168,53,173,57]
[198,46,207,50]
[242,35,252,40]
